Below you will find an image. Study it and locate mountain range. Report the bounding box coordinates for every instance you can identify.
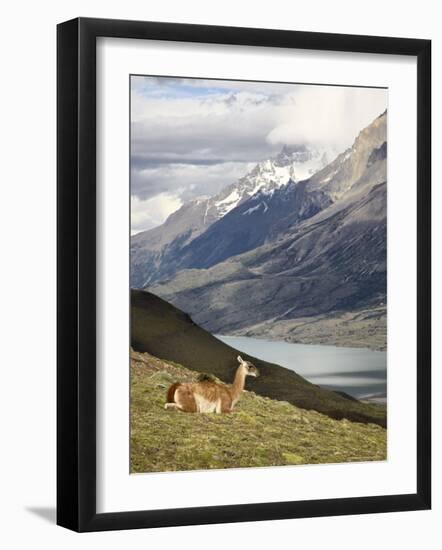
[131,111,387,350]
[131,143,332,287]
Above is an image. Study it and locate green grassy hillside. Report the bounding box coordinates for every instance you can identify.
[130,349,386,473]
[131,289,386,427]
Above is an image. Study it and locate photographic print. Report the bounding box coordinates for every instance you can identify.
[130,75,387,474]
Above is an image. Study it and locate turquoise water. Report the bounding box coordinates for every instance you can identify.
[216,335,387,402]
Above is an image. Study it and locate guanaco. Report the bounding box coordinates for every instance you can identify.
[164,356,259,413]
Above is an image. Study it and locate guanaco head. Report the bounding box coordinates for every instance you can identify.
[237,355,260,377]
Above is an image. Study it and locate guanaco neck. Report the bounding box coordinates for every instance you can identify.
[231,366,247,402]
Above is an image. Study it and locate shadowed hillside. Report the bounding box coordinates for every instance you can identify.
[131,289,386,427]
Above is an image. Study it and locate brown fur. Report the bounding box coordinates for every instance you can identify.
[166,382,181,404]
[165,356,259,413]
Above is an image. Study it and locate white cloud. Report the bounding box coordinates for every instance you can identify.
[132,161,254,202]
[131,90,283,169]
[131,193,183,234]
[266,86,387,151]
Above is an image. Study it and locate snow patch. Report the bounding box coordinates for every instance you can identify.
[242,201,269,215]
[216,189,240,206]
[242,203,262,216]
[215,189,241,215]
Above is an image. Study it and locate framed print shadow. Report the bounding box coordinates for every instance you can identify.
[57,17,431,532]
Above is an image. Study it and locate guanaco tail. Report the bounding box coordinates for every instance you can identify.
[164,356,259,413]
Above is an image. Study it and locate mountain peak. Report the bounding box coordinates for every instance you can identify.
[273,144,310,167]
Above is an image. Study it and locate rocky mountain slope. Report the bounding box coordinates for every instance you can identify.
[131,144,331,287]
[148,112,387,349]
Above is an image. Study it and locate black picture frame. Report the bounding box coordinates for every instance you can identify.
[57,17,431,532]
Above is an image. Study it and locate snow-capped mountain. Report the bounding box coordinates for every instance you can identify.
[133,109,386,284]
[131,144,331,287]
[148,112,387,348]
[209,144,330,219]
[167,178,333,271]
[131,108,387,289]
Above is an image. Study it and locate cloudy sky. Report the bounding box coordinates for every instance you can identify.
[131,76,387,234]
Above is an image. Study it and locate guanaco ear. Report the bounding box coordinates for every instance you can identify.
[237,355,244,364]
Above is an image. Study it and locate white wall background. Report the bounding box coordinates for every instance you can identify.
[0,1,439,548]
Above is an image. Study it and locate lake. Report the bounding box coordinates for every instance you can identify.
[216,335,387,403]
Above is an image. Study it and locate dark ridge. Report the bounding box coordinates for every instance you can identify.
[332,390,360,402]
[367,141,387,167]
